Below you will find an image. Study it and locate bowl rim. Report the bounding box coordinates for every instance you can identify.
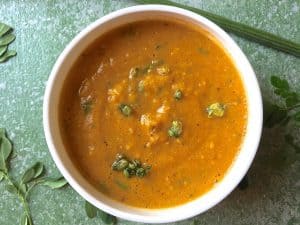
[43,4,263,223]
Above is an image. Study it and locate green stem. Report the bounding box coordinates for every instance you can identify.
[3,173,34,225]
[135,0,300,57]
[288,104,300,110]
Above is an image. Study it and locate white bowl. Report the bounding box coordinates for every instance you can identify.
[43,5,263,223]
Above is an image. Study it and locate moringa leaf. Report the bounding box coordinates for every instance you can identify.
[21,162,44,184]
[286,95,299,107]
[0,45,7,57]
[0,22,12,37]
[271,76,289,90]
[40,177,68,189]
[0,33,15,46]
[85,200,98,219]
[0,50,17,63]
[32,162,44,178]
[99,210,116,225]
[263,104,288,128]
[18,183,27,195]
[0,136,12,161]
[5,184,17,194]
[0,128,5,136]
[21,167,35,184]
[20,213,29,225]
[0,131,13,172]
[0,171,4,182]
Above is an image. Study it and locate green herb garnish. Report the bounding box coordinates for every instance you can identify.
[206,103,226,118]
[129,67,139,79]
[119,104,132,117]
[264,76,300,127]
[135,0,300,57]
[0,128,67,225]
[174,89,183,100]
[85,200,116,224]
[0,22,17,63]
[111,154,151,178]
[80,98,93,114]
[112,158,129,171]
[156,65,170,75]
[168,120,183,138]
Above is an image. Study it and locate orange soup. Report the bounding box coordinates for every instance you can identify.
[59,20,247,208]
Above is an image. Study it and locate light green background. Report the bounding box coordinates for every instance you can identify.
[0,0,299,224]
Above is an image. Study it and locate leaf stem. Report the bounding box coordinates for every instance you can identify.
[3,173,34,225]
[288,104,300,110]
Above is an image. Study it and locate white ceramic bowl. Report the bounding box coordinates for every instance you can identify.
[43,5,263,223]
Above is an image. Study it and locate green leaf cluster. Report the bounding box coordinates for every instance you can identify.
[0,22,17,63]
[264,76,300,128]
[0,129,68,225]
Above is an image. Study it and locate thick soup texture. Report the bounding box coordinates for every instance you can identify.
[59,20,247,208]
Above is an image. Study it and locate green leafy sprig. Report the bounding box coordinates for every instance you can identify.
[85,200,117,224]
[264,76,300,128]
[0,129,67,225]
[0,22,17,63]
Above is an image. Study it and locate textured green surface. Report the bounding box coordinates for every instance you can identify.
[0,0,299,224]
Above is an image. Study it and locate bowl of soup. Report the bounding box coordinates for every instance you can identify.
[43,5,263,223]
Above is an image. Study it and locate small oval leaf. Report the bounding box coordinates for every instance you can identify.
[0,45,7,57]
[85,200,98,219]
[98,210,116,224]
[0,23,12,37]
[0,50,16,63]
[270,76,289,90]
[0,171,4,182]
[0,128,5,137]
[0,33,15,46]
[18,183,27,195]
[21,168,35,184]
[0,136,12,161]
[32,162,44,178]
[5,184,17,194]
[40,177,68,189]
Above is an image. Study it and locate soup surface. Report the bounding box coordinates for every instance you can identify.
[59,20,247,208]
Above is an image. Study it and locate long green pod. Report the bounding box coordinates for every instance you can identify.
[135,0,300,57]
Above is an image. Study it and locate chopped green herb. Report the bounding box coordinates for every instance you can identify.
[114,179,128,190]
[138,80,145,92]
[174,90,183,100]
[80,98,92,114]
[168,120,183,138]
[123,167,135,178]
[119,104,132,116]
[206,102,226,118]
[128,162,136,170]
[157,65,170,75]
[111,159,128,171]
[197,47,209,55]
[129,67,139,79]
[111,153,151,178]
[136,167,146,177]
